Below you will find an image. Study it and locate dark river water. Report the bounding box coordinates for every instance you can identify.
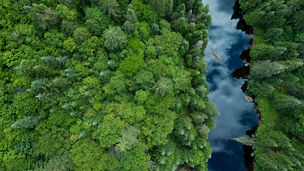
[203,0,258,170]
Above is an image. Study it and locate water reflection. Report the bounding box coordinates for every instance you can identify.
[203,0,258,170]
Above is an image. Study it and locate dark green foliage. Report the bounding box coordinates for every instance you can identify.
[286,83,304,98]
[131,0,157,23]
[254,126,304,171]
[247,79,275,97]
[250,60,286,79]
[123,6,137,33]
[265,28,284,41]
[99,0,120,18]
[250,44,287,60]
[272,94,303,110]
[24,3,59,29]
[34,127,71,158]
[148,0,173,17]
[0,0,214,170]
[251,59,304,79]
[240,0,304,170]
[174,116,197,146]
[243,0,288,33]
[286,0,304,32]
[85,7,111,35]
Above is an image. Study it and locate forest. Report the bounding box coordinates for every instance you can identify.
[239,0,304,170]
[0,0,217,170]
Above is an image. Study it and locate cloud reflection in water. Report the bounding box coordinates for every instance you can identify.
[203,0,258,170]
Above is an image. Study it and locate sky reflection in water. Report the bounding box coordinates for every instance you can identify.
[203,0,258,170]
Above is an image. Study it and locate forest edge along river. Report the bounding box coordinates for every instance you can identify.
[204,0,258,170]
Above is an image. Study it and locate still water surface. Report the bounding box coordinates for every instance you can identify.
[203,0,258,170]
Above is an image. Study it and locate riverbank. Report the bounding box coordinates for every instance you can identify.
[231,1,259,170]
[234,0,304,170]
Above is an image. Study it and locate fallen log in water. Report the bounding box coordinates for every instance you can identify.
[211,49,222,61]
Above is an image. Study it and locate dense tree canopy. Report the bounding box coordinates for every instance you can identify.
[240,0,304,170]
[0,0,215,170]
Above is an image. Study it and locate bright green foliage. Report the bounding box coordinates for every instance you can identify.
[34,127,71,158]
[240,0,265,13]
[2,151,31,171]
[0,0,214,170]
[69,139,119,171]
[55,4,77,21]
[154,78,173,97]
[134,90,149,104]
[44,30,66,48]
[103,26,127,50]
[116,126,140,152]
[239,0,304,170]
[147,30,183,58]
[131,0,157,23]
[120,143,150,171]
[126,38,145,55]
[10,92,40,117]
[173,69,192,92]
[105,102,145,124]
[103,73,126,96]
[63,37,77,52]
[134,22,151,40]
[248,80,275,97]
[141,112,176,147]
[119,54,144,77]
[94,114,126,148]
[174,116,197,146]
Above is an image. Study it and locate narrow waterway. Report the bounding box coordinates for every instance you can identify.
[203,0,258,170]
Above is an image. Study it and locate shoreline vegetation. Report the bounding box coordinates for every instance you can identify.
[0,0,218,170]
[235,0,304,170]
[231,1,256,170]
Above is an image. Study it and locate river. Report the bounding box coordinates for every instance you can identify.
[203,0,258,170]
